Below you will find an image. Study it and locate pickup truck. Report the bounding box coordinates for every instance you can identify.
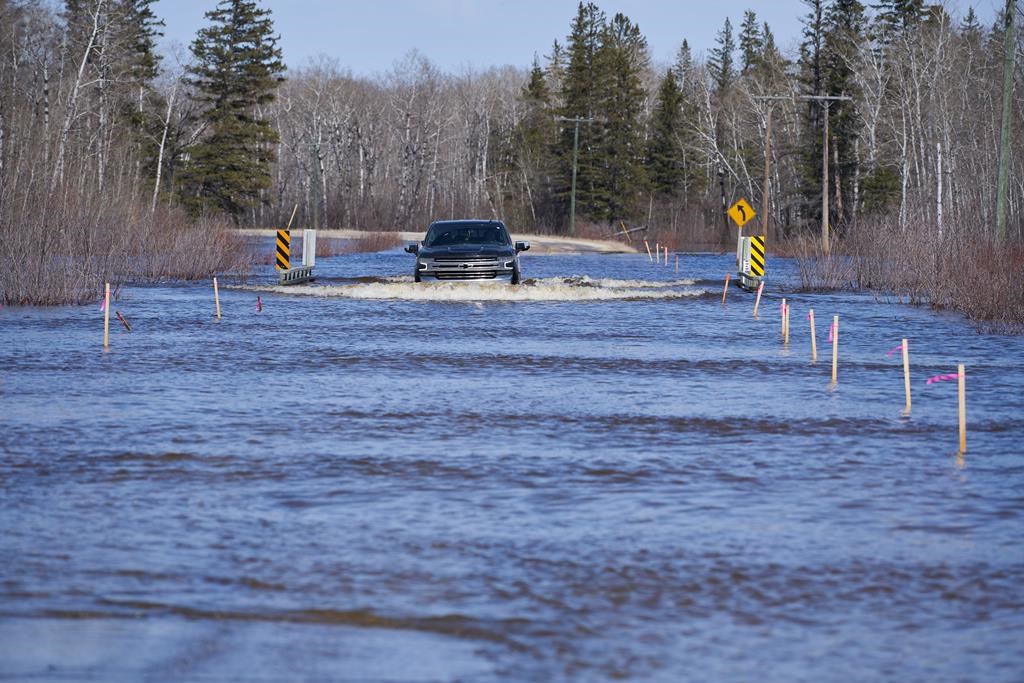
[404,219,529,284]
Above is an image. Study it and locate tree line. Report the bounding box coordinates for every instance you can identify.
[1,0,1022,248]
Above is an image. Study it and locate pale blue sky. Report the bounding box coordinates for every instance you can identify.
[153,0,996,75]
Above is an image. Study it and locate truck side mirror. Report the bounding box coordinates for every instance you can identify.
[404,243,419,254]
[515,241,530,252]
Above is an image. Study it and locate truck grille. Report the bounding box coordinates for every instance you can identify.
[435,271,498,280]
[432,255,498,263]
[424,253,509,280]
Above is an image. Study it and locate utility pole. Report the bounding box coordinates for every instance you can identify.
[996,0,1016,240]
[752,96,788,242]
[557,116,594,237]
[801,94,851,256]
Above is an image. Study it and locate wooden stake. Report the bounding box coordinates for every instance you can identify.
[675,255,679,273]
[809,309,817,362]
[655,242,660,264]
[721,273,730,304]
[116,311,132,332]
[644,240,652,261]
[902,338,911,415]
[664,246,669,265]
[958,363,967,454]
[831,315,839,384]
[285,203,299,231]
[781,298,787,338]
[784,303,790,345]
[753,281,764,317]
[103,282,110,348]
[214,277,221,320]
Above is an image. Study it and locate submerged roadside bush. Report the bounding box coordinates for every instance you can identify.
[794,219,1024,330]
[0,184,253,306]
[339,231,404,254]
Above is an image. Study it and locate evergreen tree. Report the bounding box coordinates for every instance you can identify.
[757,22,788,89]
[557,1,606,224]
[958,6,983,37]
[822,0,867,227]
[799,0,825,96]
[960,6,983,45]
[708,17,736,92]
[591,12,649,219]
[646,69,684,198]
[739,10,763,74]
[674,39,694,91]
[525,56,550,104]
[545,39,566,106]
[121,0,163,88]
[797,0,826,228]
[513,56,559,228]
[872,0,926,40]
[554,4,650,224]
[181,0,284,218]
[961,6,981,33]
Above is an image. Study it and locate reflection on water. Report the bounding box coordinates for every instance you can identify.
[2,250,1023,682]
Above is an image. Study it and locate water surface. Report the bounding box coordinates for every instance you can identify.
[2,250,1022,681]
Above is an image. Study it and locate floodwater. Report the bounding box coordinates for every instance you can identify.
[2,247,1023,682]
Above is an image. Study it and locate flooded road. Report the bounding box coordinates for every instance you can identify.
[2,249,1023,681]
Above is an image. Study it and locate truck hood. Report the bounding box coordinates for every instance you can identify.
[419,245,515,258]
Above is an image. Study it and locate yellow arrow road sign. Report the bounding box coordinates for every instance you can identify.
[728,198,756,228]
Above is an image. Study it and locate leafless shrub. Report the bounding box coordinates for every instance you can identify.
[0,184,252,306]
[315,237,348,257]
[761,217,1023,328]
[793,236,858,291]
[339,231,404,253]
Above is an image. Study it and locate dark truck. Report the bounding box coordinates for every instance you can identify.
[404,219,530,284]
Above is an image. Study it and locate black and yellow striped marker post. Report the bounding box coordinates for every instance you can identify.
[750,235,766,277]
[275,204,299,271]
[275,229,290,270]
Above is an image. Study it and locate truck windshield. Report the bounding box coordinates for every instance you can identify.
[425,224,510,247]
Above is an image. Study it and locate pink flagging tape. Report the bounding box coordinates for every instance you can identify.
[827,322,835,343]
[256,296,263,313]
[99,297,106,312]
[926,373,962,385]
[885,343,905,357]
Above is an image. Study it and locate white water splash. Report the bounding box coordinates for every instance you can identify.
[245,276,706,302]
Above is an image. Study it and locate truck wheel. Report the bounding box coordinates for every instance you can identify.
[511,267,521,285]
